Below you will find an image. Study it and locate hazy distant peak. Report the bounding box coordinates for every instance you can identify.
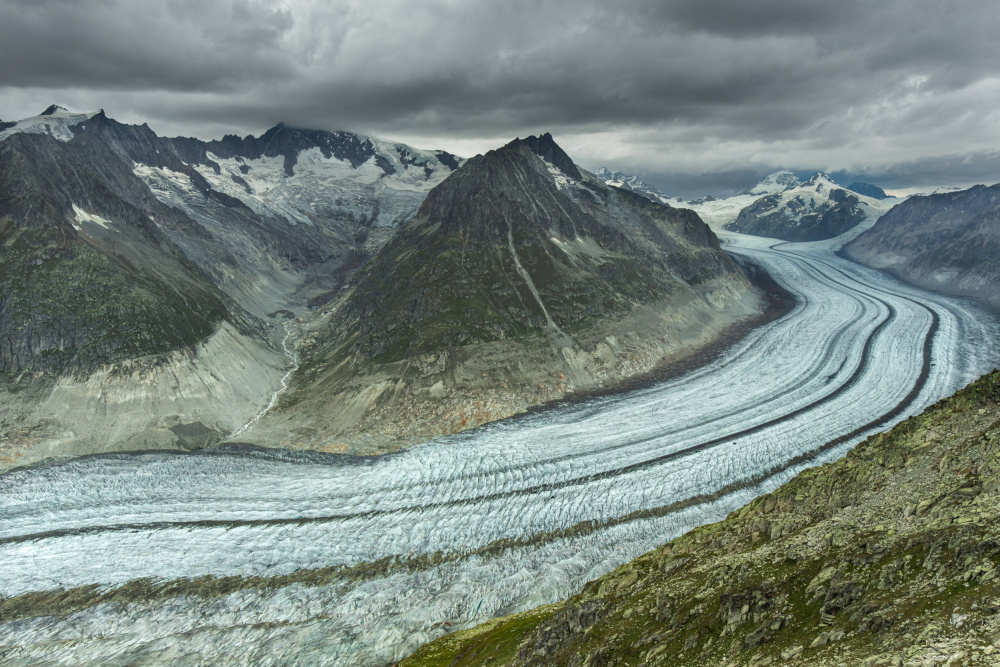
[846,182,888,200]
[804,172,838,187]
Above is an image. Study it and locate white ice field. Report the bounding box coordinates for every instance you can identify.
[1,233,998,666]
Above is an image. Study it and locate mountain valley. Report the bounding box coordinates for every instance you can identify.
[2,109,1000,667]
[0,111,765,468]
[0,106,463,468]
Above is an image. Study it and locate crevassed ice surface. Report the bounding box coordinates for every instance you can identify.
[1,234,998,666]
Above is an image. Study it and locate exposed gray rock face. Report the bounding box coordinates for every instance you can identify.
[1,107,464,319]
[0,131,246,375]
[728,173,888,242]
[843,183,1000,309]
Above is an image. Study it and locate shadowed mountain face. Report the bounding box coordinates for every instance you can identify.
[846,182,887,200]
[728,174,888,242]
[843,183,1000,310]
[326,134,741,363]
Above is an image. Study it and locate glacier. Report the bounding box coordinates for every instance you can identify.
[0,233,998,666]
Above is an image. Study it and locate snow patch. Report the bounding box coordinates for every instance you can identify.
[0,109,101,143]
[71,204,114,231]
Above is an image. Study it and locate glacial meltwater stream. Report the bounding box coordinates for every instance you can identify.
[1,234,998,665]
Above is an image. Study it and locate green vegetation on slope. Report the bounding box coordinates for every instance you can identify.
[0,221,225,374]
[402,371,1000,667]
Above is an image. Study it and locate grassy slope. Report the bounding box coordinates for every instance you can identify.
[402,371,1000,667]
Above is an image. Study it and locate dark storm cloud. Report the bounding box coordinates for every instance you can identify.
[3,0,1000,193]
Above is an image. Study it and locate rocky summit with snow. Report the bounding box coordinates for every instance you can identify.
[742,170,802,197]
[727,173,895,242]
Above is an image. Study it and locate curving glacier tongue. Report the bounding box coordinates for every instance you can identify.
[1,234,998,666]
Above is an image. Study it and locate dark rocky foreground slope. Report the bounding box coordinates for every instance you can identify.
[247,134,762,453]
[843,184,1000,310]
[402,370,1000,667]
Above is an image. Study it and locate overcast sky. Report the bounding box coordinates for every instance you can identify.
[3,0,1000,197]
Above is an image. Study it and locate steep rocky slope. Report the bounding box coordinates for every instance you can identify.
[403,370,1000,667]
[0,126,290,469]
[0,131,241,374]
[843,184,1000,310]
[728,174,893,242]
[246,134,763,453]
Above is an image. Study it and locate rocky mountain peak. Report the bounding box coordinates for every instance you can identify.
[804,172,838,187]
[510,132,582,180]
[40,104,68,116]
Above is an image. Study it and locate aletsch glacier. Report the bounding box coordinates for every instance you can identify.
[1,233,998,666]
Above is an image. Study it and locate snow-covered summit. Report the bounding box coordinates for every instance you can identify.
[728,171,896,242]
[743,170,801,196]
[0,106,102,143]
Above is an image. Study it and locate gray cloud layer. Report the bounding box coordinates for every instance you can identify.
[2,0,1000,196]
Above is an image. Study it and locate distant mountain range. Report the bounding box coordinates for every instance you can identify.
[592,168,686,207]
[593,168,893,240]
[728,173,893,242]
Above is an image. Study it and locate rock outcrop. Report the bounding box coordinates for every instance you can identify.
[403,370,1000,667]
